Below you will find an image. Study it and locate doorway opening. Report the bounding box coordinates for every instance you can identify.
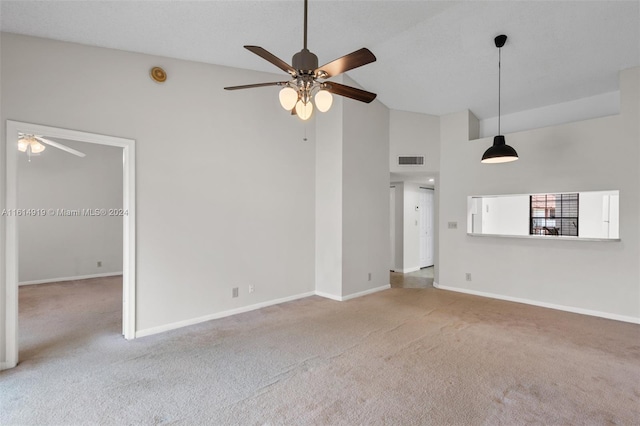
[3,121,136,370]
[389,178,436,289]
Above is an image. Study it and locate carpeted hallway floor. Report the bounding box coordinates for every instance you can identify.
[2,276,639,425]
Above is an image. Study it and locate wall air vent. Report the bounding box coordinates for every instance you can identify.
[398,156,425,166]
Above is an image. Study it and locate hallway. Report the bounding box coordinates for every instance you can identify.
[390,267,434,289]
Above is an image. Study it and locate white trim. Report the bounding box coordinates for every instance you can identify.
[0,361,17,370]
[400,267,421,274]
[315,284,391,302]
[433,283,640,324]
[341,284,391,301]
[19,272,123,286]
[137,284,395,338]
[4,121,137,370]
[315,290,342,301]
[136,291,316,338]
[467,232,620,242]
[4,123,19,369]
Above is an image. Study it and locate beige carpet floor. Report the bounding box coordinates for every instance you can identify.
[1,276,639,425]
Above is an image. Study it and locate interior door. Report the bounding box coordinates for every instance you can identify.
[419,188,434,268]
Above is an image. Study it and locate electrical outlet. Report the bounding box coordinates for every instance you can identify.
[97,261,102,267]
[249,285,255,294]
[232,287,239,298]
[448,222,458,229]
[368,273,372,281]
[466,273,472,281]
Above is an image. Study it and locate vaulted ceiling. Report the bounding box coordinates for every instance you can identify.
[2,1,638,120]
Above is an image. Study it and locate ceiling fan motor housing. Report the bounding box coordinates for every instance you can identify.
[292,49,318,73]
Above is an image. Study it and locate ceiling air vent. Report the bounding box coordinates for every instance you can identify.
[398,156,425,166]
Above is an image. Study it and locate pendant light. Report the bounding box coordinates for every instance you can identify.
[482,34,518,164]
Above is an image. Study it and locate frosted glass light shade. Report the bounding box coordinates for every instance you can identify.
[18,137,29,152]
[30,141,46,154]
[295,100,313,120]
[315,90,333,112]
[279,87,298,111]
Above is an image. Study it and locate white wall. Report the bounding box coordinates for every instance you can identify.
[579,191,619,239]
[390,183,404,271]
[315,87,344,298]
[388,109,440,275]
[17,140,123,283]
[341,75,390,297]
[479,91,620,138]
[0,33,316,350]
[389,110,440,174]
[401,182,423,272]
[481,195,529,236]
[438,67,640,322]
[468,197,483,234]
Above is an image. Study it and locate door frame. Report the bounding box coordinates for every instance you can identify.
[3,121,136,369]
[390,186,396,271]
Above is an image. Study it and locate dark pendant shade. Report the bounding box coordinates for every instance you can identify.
[481,135,518,163]
[482,34,519,164]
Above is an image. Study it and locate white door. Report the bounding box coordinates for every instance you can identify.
[419,188,434,267]
[390,187,396,270]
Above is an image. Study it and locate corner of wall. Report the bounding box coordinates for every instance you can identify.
[468,110,480,140]
[619,66,640,118]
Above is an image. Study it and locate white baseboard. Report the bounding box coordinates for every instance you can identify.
[19,272,123,286]
[0,361,17,371]
[400,267,420,274]
[341,284,391,301]
[136,291,316,338]
[433,283,640,325]
[137,284,394,338]
[316,284,391,302]
[315,290,342,301]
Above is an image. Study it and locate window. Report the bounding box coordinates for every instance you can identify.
[530,193,579,236]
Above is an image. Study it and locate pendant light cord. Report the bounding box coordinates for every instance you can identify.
[498,46,501,135]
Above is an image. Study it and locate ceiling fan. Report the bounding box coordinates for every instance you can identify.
[224,0,377,120]
[18,133,86,162]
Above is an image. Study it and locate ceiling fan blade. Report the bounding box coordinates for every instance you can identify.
[244,46,296,76]
[322,81,377,103]
[315,48,376,78]
[35,137,86,157]
[224,81,288,91]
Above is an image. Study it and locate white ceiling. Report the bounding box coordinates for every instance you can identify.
[1,1,638,119]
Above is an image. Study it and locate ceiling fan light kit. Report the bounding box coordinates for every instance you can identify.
[224,0,377,121]
[314,90,333,112]
[481,34,519,164]
[18,133,86,161]
[279,87,299,111]
[18,135,46,156]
